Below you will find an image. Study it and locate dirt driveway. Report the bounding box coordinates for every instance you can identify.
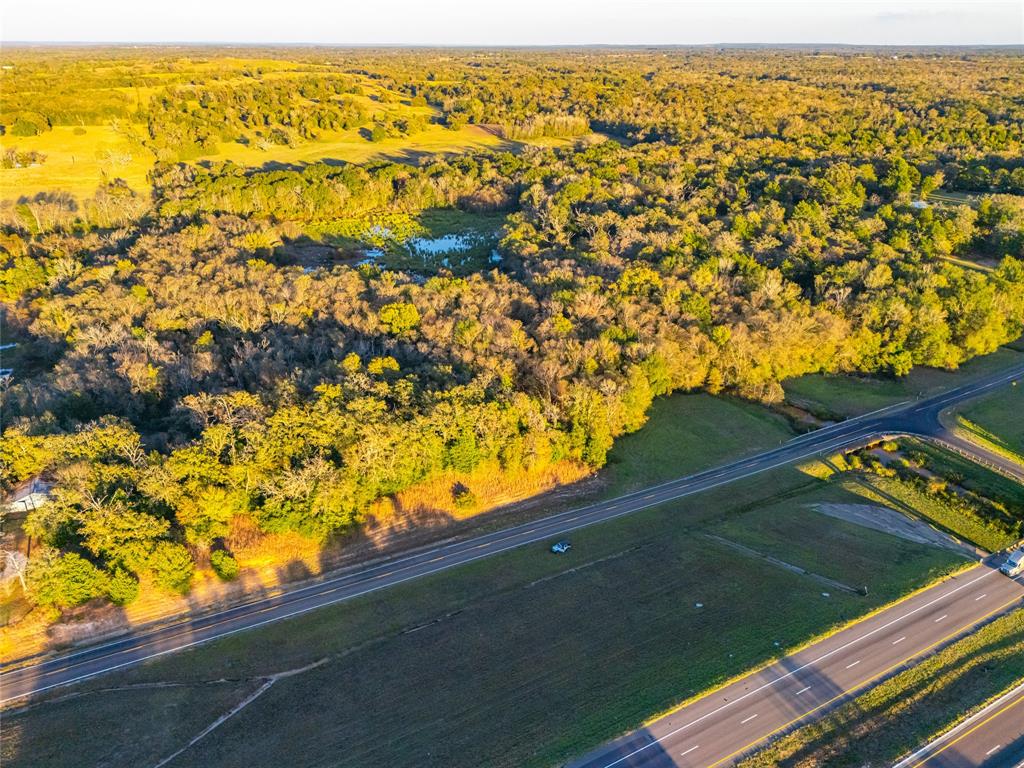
[810,502,980,558]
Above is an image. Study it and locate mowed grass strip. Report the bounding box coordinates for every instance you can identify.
[709,500,967,594]
[5,467,962,768]
[737,608,1024,768]
[958,381,1024,460]
[599,392,795,496]
[783,346,1024,419]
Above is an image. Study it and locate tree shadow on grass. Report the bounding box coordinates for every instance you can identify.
[752,626,1024,767]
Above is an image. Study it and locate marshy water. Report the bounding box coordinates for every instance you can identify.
[358,229,502,271]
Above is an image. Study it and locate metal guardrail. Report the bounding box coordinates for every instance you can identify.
[927,434,1024,483]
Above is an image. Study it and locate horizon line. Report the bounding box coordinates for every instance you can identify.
[2,41,1023,49]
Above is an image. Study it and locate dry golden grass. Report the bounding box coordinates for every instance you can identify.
[0,124,515,203]
[367,458,593,523]
[0,125,151,201]
[211,123,509,168]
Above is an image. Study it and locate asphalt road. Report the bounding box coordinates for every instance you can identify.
[895,680,1024,768]
[2,363,1023,707]
[570,564,1024,768]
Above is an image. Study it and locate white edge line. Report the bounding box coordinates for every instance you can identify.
[892,679,1024,768]
[597,567,1001,768]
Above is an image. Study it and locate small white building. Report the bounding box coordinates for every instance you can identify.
[6,477,53,514]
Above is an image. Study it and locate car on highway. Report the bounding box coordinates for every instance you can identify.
[1000,548,1024,578]
[550,540,572,554]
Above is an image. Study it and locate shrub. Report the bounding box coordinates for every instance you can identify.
[452,484,477,510]
[148,542,195,594]
[10,118,43,137]
[107,568,141,605]
[27,550,106,608]
[210,550,240,581]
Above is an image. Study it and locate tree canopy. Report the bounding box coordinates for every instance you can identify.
[2,46,1022,612]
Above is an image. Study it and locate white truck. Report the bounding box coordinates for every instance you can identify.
[1000,548,1024,578]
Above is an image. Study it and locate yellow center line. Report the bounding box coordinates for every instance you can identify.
[909,691,1024,767]
[704,598,1024,768]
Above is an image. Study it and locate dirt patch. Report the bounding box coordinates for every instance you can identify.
[810,502,977,557]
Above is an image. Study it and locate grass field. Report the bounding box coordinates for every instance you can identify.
[598,392,795,496]
[783,345,1024,419]
[956,381,1024,460]
[0,125,152,200]
[708,499,959,595]
[738,607,1024,768]
[4,462,963,768]
[211,123,513,170]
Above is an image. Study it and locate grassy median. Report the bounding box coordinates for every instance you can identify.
[598,392,794,495]
[956,382,1024,462]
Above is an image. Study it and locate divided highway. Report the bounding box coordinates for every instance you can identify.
[2,363,1023,709]
[570,563,1024,768]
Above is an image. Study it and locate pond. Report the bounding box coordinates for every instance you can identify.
[357,231,504,274]
[407,234,475,254]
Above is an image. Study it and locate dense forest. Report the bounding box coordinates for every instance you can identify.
[1,48,1023,616]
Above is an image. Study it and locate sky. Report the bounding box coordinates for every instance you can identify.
[3,0,1022,46]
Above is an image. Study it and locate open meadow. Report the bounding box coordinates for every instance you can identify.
[956,381,1024,461]
[784,346,1024,420]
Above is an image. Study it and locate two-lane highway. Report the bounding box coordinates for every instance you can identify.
[570,565,1024,768]
[0,416,886,704]
[2,362,1023,707]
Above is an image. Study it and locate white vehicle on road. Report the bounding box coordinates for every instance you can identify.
[1000,548,1024,578]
